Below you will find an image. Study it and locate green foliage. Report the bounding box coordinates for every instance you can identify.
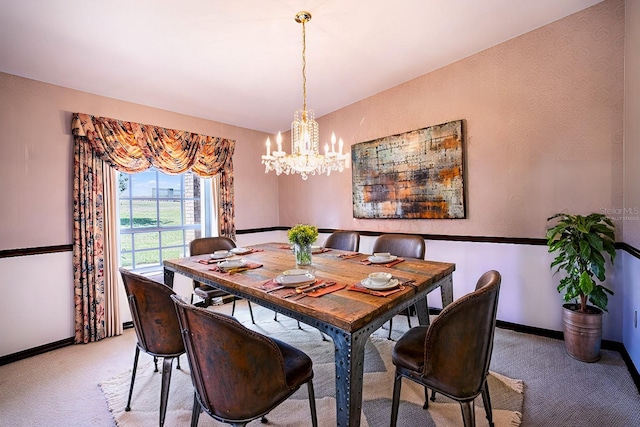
[288,224,319,246]
[546,213,616,312]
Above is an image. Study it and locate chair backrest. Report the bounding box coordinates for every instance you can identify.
[189,237,236,290]
[119,268,184,357]
[189,236,236,256]
[171,296,296,421]
[324,230,360,252]
[372,234,425,259]
[422,270,501,399]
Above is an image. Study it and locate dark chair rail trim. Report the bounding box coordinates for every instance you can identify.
[0,244,73,259]
[1,230,638,259]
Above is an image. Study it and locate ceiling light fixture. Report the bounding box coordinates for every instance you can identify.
[261,11,350,180]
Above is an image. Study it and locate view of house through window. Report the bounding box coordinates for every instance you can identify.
[118,167,210,273]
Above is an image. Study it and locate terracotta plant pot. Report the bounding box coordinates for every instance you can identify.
[561,303,603,362]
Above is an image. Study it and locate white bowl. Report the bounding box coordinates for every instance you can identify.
[210,250,231,259]
[373,252,391,259]
[368,272,392,286]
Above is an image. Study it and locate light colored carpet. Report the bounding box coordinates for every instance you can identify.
[100,310,523,426]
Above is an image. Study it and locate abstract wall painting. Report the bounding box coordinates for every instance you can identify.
[351,120,465,219]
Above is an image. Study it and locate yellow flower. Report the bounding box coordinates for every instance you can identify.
[288,224,319,246]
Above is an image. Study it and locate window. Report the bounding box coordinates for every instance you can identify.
[118,168,214,273]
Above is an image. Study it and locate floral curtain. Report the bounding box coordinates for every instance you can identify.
[71,112,235,343]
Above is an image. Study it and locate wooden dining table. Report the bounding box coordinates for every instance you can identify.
[163,242,455,427]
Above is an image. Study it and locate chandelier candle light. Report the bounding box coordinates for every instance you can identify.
[261,11,350,180]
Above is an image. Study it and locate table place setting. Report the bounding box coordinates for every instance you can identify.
[229,246,264,255]
[337,251,360,259]
[208,258,264,274]
[359,252,405,267]
[348,272,413,297]
[259,271,345,300]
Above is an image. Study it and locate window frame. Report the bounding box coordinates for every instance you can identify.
[117,168,215,274]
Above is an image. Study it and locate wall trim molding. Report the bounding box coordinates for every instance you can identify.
[1,229,637,261]
[0,244,73,259]
[0,337,74,366]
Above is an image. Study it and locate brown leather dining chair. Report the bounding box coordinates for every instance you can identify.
[324,230,360,252]
[171,295,318,427]
[390,270,502,427]
[189,236,254,323]
[372,233,426,339]
[119,268,185,427]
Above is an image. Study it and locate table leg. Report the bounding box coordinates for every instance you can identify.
[163,268,175,288]
[440,274,454,306]
[414,297,430,326]
[332,331,368,427]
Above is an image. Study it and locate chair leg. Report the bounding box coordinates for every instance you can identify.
[231,298,237,315]
[406,305,412,328]
[247,301,255,324]
[153,356,159,372]
[387,318,394,340]
[125,346,140,411]
[297,320,302,330]
[176,355,181,370]
[307,380,318,427]
[430,389,437,401]
[190,393,201,427]
[159,357,175,427]
[459,400,476,427]
[481,380,495,427]
[274,311,278,321]
[390,372,403,427]
[423,387,429,409]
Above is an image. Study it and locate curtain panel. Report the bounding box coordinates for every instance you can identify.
[71,112,236,343]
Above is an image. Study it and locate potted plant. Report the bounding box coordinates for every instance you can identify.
[288,224,319,266]
[546,212,616,362]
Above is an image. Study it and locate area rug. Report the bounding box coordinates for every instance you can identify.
[100,314,523,426]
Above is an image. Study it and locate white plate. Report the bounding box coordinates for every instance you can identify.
[282,269,310,276]
[361,278,400,290]
[218,259,246,269]
[230,247,251,255]
[275,272,316,287]
[367,255,398,264]
[210,251,231,259]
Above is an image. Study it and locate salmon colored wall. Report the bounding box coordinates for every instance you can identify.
[624,0,640,248]
[278,0,625,240]
[0,72,278,251]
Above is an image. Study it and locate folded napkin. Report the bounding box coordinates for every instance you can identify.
[312,247,331,254]
[228,247,264,255]
[279,244,293,250]
[359,257,405,267]
[260,279,281,291]
[303,282,345,297]
[198,258,223,265]
[209,262,263,274]
[348,284,405,297]
[337,252,360,259]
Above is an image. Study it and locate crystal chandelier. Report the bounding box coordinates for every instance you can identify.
[261,11,350,180]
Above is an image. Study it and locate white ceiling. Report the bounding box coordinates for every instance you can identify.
[0,0,602,133]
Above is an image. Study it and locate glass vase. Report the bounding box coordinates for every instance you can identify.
[294,243,312,266]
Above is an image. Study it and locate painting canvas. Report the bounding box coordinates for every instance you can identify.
[351,120,465,219]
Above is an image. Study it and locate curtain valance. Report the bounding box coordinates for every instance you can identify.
[71,112,235,177]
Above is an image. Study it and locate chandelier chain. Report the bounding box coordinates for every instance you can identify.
[301,17,307,113]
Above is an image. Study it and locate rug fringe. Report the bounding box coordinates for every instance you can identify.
[509,411,523,426]
[489,370,524,394]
